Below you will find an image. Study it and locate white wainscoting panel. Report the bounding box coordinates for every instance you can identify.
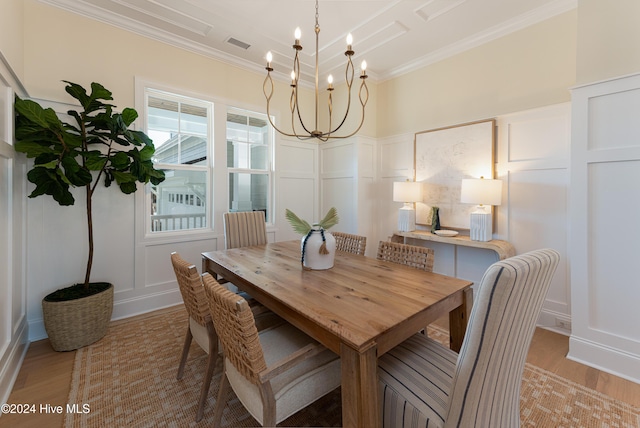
[569,72,640,383]
[323,177,357,231]
[0,66,29,406]
[320,137,377,255]
[587,161,640,339]
[506,169,569,321]
[357,139,377,250]
[321,140,357,231]
[276,138,318,242]
[507,105,570,163]
[498,103,571,333]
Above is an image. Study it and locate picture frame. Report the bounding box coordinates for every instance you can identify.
[414,119,496,229]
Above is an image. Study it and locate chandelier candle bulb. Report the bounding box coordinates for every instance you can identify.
[346,33,353,52]
[294,27,301,46]
[361,60,367,77]
[327,74,334,90]
[265,51,273,70]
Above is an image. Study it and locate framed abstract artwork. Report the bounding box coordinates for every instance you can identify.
[414,119,496,228]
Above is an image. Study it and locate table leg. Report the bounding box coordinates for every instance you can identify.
[340,342,380,428]
[449,287,473,352]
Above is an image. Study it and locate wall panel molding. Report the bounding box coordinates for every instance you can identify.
[569,72,640,383]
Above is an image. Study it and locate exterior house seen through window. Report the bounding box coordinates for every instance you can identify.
[146,90,210,232]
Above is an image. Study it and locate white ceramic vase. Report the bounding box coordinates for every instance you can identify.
[301,228,336,270]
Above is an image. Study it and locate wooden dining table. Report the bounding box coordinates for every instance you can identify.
[201,240,473,428]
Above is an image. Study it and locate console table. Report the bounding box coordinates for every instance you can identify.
[391,230,515,260]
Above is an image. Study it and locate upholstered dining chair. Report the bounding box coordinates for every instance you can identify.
[376,240,434,272]
[170,252,218,422]
[333,231,367,256]
[221,210,268,291]
[202,272,341,427]
[223,210,268,249]
[378,248,560,428]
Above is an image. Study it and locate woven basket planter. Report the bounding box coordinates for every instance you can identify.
[42,283,114,351]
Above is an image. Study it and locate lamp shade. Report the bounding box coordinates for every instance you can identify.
[393,181,422,203]
[460,178,502,206]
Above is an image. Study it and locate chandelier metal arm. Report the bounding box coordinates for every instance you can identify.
[263,71,303,138]
[263,0,368,141]
[323,54,355,138]
[292,51,316,138]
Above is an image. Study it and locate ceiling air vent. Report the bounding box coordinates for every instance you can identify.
[227,37,251,50]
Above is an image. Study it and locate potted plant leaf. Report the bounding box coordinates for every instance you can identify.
[285,207,339,270]
[14,81,166,351]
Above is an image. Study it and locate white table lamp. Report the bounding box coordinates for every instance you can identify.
[460,177,502,241]
[393,181,422,232]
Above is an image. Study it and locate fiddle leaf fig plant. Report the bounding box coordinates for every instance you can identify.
[14,81,166,292]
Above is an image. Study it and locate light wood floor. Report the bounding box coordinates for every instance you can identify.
[2,314,639,428]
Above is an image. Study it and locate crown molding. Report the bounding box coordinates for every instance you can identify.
[378,0,578,82]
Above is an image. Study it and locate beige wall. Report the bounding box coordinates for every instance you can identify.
[376,10,577,137]
[0,0,24,81]
[576,0,640,85]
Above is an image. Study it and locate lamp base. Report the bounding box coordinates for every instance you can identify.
[469,207,492,241]
[397,205,416,232]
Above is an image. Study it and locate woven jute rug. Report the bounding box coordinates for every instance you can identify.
[65,306,639,427]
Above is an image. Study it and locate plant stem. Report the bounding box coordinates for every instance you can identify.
[84,182,93,286]
[80,115,93,287]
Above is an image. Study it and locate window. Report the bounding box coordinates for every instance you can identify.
[227,107,273,222]
[145,90,212,232]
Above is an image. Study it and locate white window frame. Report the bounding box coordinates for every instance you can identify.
[133,79,276,247]
[145,89,212,236]
[226,107,275,223]
[135,80,215,244]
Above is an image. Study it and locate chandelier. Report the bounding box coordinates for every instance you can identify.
[263,0,369,142]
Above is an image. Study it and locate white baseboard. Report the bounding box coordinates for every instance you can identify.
[537,308,571,336]
[111,289,183,321]
[568,335,640,384]
[0,318,29,406]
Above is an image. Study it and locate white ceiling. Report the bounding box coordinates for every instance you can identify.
[41,0,576,85]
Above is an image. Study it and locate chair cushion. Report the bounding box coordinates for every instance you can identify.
[378,333,458,428]
[189,316,210,353]
[225,322,341,425]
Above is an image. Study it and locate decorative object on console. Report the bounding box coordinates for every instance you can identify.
[263,0,368,141]
[434,229,459,237]
[393,180,422,232]
[285,207,339,270]
[461,177,502,241]
[430,206,441,233]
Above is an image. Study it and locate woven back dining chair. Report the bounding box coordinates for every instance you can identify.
[223,211,268,249]
[376,240,434,272]
[333,231,367,256]
[171,252,281,421]
[170,252,219,422]
[378,249,560,428]
[202,273,341,427]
